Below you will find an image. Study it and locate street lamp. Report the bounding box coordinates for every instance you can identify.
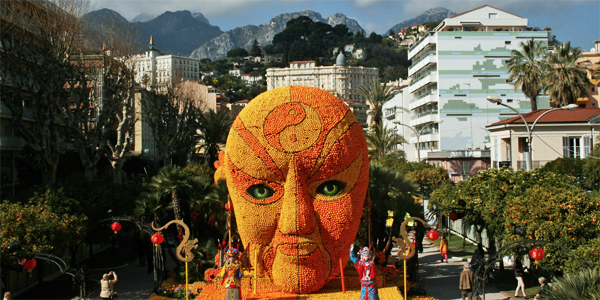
[487,96,578,170]
[393,120,443,161]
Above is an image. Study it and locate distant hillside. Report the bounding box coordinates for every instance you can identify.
[191,9,365,61]
[388,7,455,34]
[85,9,223,56]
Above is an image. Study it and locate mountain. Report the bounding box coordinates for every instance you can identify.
[85,9,222,56]
[387,7,455,34]
[136,10,222,55]
[190,9,364,61]
[131,12,157,23]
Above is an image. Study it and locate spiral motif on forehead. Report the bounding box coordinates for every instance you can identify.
[264,102,322,153]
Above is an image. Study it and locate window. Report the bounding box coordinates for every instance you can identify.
[580,104,586,108]
[563,137,581,158]
[489,13,498,19]
[505,41,511,45]
[462,160,470,175]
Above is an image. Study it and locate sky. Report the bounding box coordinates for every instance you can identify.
[92,0,599,51]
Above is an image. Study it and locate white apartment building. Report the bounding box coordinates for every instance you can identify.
[382,79,417,161]
[126,37,200,90]
[265,53,379,104]
[407,5,550,162]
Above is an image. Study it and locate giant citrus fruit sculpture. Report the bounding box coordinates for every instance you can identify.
[214,86,369,293]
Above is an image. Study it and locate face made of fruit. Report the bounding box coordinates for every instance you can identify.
[216,86,369,294]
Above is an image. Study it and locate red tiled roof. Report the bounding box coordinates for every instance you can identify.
[450,5,524,20]
[489,108,600,126]
[235,99,249,103]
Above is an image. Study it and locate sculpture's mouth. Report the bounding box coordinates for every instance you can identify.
[277,242,318,257]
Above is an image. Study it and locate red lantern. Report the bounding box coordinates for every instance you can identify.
[224,201,233,211]
[151,233,164,245]
[111,222,122,234]
[22,258,37,271]
[427,229,440,241]
[530,247,545,261]
[449,213,459,221]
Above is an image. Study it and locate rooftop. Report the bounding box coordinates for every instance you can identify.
[488,108,600,126]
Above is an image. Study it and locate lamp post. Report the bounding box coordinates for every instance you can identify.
[487,96,578,170]
[393,120,443,161]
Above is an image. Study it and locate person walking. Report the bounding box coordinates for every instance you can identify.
[439,235,448,263]
[459,263,474,300]
[99,271,118,299]
[514,257,528,298]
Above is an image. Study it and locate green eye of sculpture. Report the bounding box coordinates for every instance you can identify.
[247,184,274,200]
[317,181,345,197]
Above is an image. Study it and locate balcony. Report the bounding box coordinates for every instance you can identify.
[410,111,439,127]
[408,51,437,77]
[408,32,436,59]
[409,71,437,93]
[409,132,440,144]
[409,93,438,110]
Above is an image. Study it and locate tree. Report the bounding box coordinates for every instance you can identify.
[405,166,450,198]
[140,82,205,166]
[540,157,586,188]
[1,202,80,258]
[544,42,590,107]
[197,109,233,167]
[545,267,600,300]
[583,143,600,191]
[227,48,249,58]
[365,123,406,160]
[65,53,136,181]
[507,39,547,111]
[1,0,88,183]
[366,162,418,253]
[357,79,397,127]
[250,39,262,57]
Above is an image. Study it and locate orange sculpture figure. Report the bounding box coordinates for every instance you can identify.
[214,86,369,294]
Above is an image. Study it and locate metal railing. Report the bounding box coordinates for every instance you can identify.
[410,89,437,103]
[410,110,438,120]
[410,51,437,68]
[409,31,435,54]
[410,70,437,86]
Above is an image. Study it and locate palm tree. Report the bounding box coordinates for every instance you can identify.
[507,39,547,111]
[545,267,600,299]
[357,79,397,127]
[197,109,233,167]
[134,191,169,224]
[365,123,406,160]
[543,41,590,107]
[148,166,194,223]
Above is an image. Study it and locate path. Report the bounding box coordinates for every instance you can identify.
[415,240,510,300]
[86,248,177,299]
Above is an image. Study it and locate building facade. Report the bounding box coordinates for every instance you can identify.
[126,37,200,90]
[265,54,379,104]
[382,80,417,161]
[407,5,551,162]
[487,108,600,170]
[577,40,600,109]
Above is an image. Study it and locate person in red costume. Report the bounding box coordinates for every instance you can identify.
[349,244,379,300]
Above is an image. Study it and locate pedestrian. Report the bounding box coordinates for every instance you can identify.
[415,223,425,253]
[134,231,145,267]
[99,271,118,299]
[3,292,11,300]
[439,235,448,263]
[459,263,474,300]
[535,277,552,299]
[143,235,153,274]
[514,257,528,298]
[469,245,484,272]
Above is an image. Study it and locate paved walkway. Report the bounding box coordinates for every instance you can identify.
[86,249,177,300]
[415,240,510,300]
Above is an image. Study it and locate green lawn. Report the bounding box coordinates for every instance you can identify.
[429,231,479,258]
